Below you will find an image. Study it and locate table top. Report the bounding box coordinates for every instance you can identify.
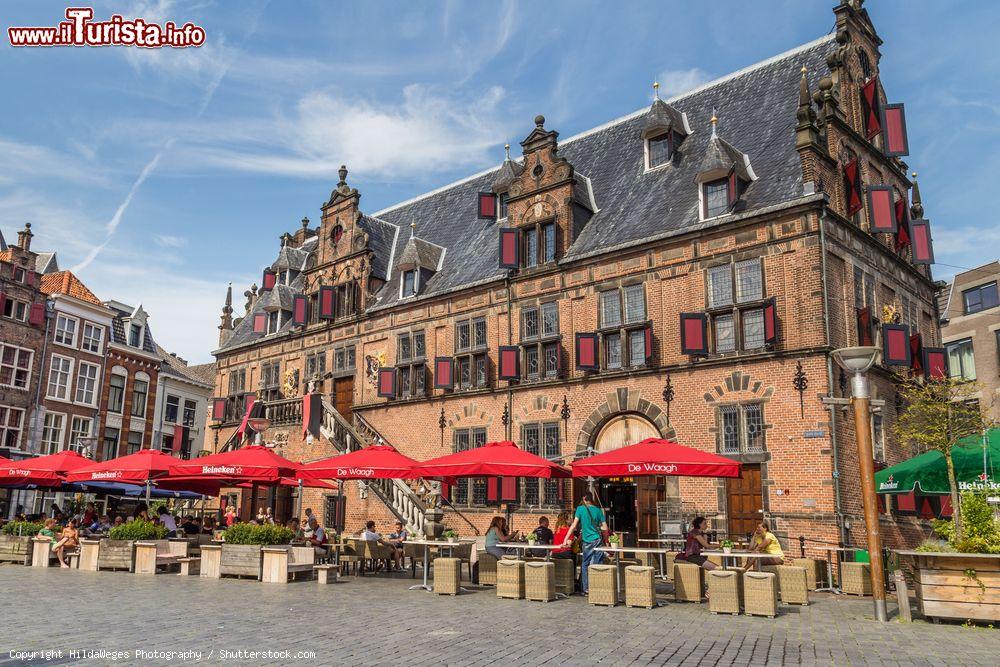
[700,550,778,558]
[820,546,863,553]
[497,542,565,550]
[597,545,674,554]
[403,539,475,547]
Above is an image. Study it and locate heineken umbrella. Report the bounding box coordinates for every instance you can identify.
[875,428,1000,495]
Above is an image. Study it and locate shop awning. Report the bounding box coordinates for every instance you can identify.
[571,438,741,478]
[875,428,1000,495]
[166,445,301,485]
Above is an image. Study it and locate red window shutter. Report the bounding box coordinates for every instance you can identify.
[909,333,923,373]
[261,269,276,291]
[909,219,934,265]
[643,325,653,362]
[486,477,499,504]
[856,307,873,346]
[440,482,450,503]
[377,368,396,398]
[318,285,336,319]
[243,393,256,413]
[882,324,911,366]
[172,424,187,453]
[866,186,896,233]
[252,312,266,334]
[211,397,227,421]
[498,228,520,269]
[500,477,519,503]
[896,491,916,513]
[0,292,7,317]
[478,192,497,220]
[922,347,948,381]
[939,495,953,518]
[434,357,454,389]
[843,159,864,216]
[763,298,778,345]
[726,167,738,210]
[28,302,45,326]
[860,77,882,139]
[575,333,599,370]
[25,271,35,287]
[894,197,911,251]
[881,103,909,157]
[679,313,708,356]
[292,294,308,326]
[498,345,520,380]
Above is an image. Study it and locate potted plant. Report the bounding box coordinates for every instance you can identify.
[526,531,537,545]
[218,524,295,579]
[608,533,621,546]
[97,520,168,571]
[442,528,458,544]
[721,539,734,554]
[1,521,44,565]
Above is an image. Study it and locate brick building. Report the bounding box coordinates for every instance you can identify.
[939,261,1000,421]
[209,2,942,553]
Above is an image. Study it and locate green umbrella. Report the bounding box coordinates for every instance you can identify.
[875,428,1000,495]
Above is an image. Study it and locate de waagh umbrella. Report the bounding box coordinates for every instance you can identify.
[875,428,1000,495]
[299,444,420,480]
[410,440,570,479]
[571,438,741,478]
[0,449,95,487]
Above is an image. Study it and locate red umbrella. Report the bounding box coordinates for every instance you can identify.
[238,477,337,490]
[166,445,301,484]
[299,444,419,480]
[571,438,741,478]
[411,440,570,479]
[65,448,181,484]
[0,450,95,487]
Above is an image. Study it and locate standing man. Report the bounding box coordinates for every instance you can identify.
[561,492,608,594]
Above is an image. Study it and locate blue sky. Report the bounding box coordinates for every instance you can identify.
[2,1,998,363]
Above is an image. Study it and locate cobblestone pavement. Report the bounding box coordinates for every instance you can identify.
[1,567,998,666]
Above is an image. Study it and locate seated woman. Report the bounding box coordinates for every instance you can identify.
[675,516,717,570]
[484,516,519,560]
[550,511,575,560]
[286,518,303,541]
[743,520,784,572]
[53,519,80,568]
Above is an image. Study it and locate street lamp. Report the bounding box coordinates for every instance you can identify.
[831,346,887,622]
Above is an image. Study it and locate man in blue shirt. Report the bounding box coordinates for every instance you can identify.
[561,492,609,594]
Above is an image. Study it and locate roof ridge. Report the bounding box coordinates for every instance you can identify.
[372,33,835,218]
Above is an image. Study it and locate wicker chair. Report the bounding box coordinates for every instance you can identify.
[673,562,703,603]
[477,551,498,586]
[841,561,873,596]
[774,565,809,605]
[553,558,575,595]
[451,542,474,580]
[359,539,392,574]
[634,552,654,568]
[588,564,618,606]
[743,571,779,617]
[496,559,525,599]
[624,566,657,609]
[405,543,425,578]
[707,569,742,615]
[433,557,462,595]
[662,552,676,581]
[525,561,556,602]
[339,539,364,576]
[792,557,827,590]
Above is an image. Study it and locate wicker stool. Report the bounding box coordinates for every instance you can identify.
[792,557,827,590]
[663,552,676,581]
[434,557,461,596]
[624,566,657,609]
[588,564,618,607]
[775,565,809,605]
[673,562,703,603]
[477,551,498,586]
[524,561,556,602]
[707,570,742,615]
[496,559,525,599]
[554,558,575,595]
[841,561,872,596]
[635,552,654,568]
[743,571,779,617]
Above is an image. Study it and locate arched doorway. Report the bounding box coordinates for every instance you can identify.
[590,414,664,543]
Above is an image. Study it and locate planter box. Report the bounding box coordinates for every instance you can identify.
[220,544,264,579]
[98,539,136,572]
[79,540,101,571]
[897,551,1000,623]
[0,534,33,565]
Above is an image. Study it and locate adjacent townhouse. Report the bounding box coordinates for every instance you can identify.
[152,346,216,460]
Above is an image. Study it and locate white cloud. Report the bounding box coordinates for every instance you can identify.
[932,223,1000,265]
[154,234,187,248]
[658,67,714,99]
[0,138,111,187]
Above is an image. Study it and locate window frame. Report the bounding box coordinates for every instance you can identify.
[130,377,149,418]
[597,285,649,370]
[454,316,489,392]
[962,282,999,315]
[53,314,79,348]
[74,360,101,407]
[68,416,93,453]
[0,405,26,449]
[46,354,74,402]
[0,343,33,390]
[717,402,766,455]
[520,303,562,381]
[182,399,197,428]
[401,269,418,298]
[108,371,127,414]
[81,321,104,354]
[706,259,768,355]
[702,177,730,219]
[520,421,563,508]
[450,427,489,506]
[2,298,28,322]
[945,338,976,381]
[41,411,66,455]
[165,394,180,424]
[645,130,673,170]
[260,360,282,401]
[395,330,426,399]
[520,219,557,268]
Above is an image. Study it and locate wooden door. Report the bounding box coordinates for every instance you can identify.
[636,476,665,539]
[726,464,762,540]
[333,376,354,423]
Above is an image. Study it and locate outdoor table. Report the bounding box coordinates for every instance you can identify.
[496,542,566,561]
[405,539,474,592]
[597,545,673,601]
[700,550,777,572]
[818,546,862,594]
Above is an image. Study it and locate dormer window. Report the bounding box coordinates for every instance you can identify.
[402,269,417,298]
[498,192,509,220]
[129,323,143,348]
[524,222,556,268]
[647,131,672,169]
[703,178,731,219]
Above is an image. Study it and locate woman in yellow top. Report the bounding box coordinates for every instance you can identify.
[743,520,784,572]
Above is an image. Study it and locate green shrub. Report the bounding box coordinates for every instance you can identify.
[2,521,44,536]
[108,519,168,541]
[930,493,1000,554]
[222,523,294,545]
[914,539,956,553]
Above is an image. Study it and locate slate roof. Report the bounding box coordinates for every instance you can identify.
[107,304,159,355]
[397,234,444,271]
[695,132,754,182]
[156,343,216,388]
[35,252,58,274]
[38,270,101,305]
[0,230,6,252]
[217,34,836,353]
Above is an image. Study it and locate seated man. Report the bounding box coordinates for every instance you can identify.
[386,521,408,571]
[533,516,554,544]
[306,517,328,556]
[286,518,303,541]
[179,516,201,535]
[53,519,80,568]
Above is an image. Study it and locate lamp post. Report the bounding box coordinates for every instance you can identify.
[831,346,887,622]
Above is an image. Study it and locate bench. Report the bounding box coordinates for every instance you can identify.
[314,564,339,584]
[134,541,182,575]
[177,557,200,576]
[262,545,316,583]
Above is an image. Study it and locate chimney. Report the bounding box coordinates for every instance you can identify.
[17,223,33,251]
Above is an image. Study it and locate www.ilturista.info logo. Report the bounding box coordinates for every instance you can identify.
[8,7,206,48]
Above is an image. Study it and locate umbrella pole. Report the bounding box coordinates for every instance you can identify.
[145,480,151,506]
[295,479,303,522]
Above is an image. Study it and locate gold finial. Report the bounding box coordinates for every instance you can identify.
[653,81,660,100]
[801,65,807,75]
[504,143,511,159]
[911,171,917,179]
